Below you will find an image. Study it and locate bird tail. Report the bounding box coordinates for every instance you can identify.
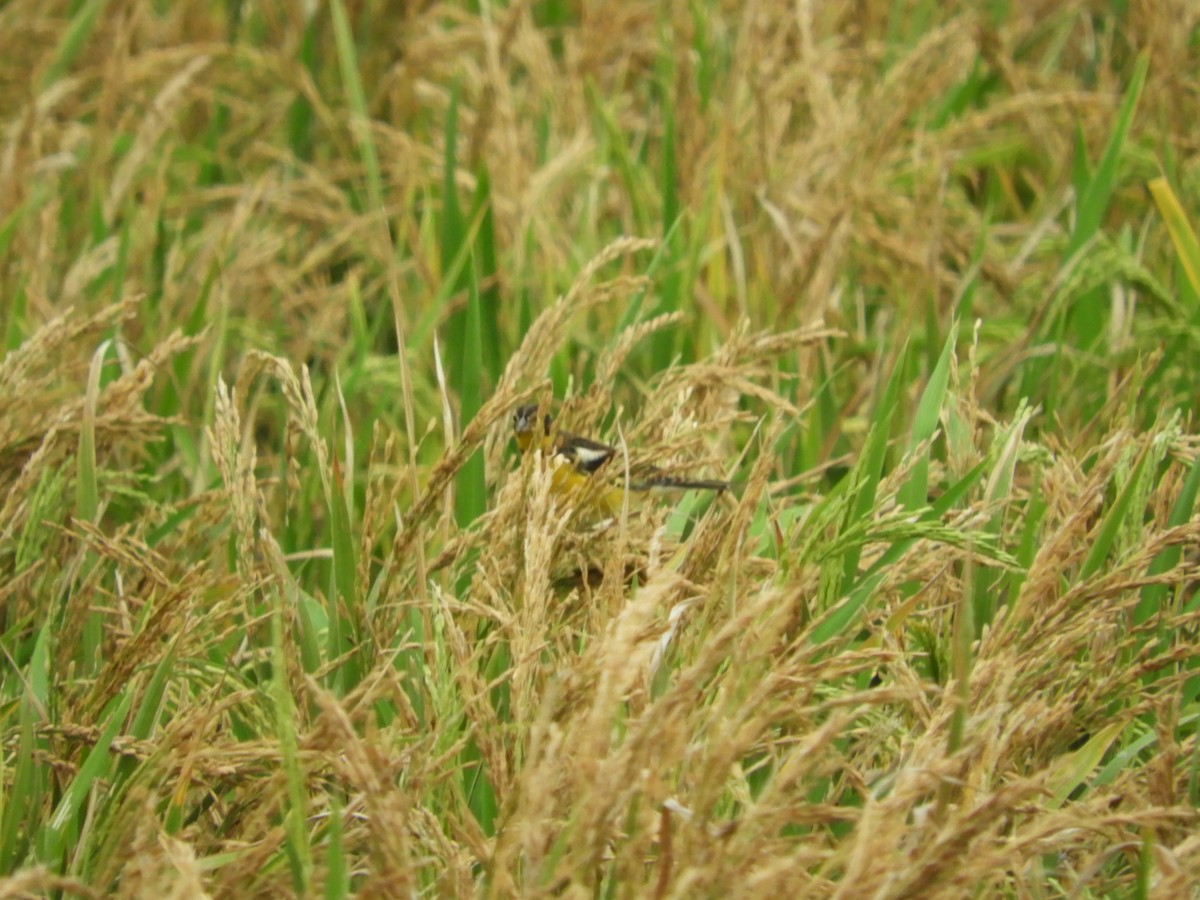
[627,473,729,492]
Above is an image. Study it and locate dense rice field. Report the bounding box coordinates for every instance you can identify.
[2,1,1200,896]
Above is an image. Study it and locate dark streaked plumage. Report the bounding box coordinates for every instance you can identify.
[511,403,728,491]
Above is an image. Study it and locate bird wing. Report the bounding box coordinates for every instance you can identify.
[555,433,618,473]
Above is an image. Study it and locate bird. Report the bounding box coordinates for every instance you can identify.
[511,402,728,516]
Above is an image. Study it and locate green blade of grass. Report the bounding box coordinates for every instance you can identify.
[946,548,975,755]
[1135,446,1200,626]
[587,81,651,234]
[1063,53,1148,350]
[39,687,135,870]
[899,325,955,512]
[1079,445,1150,581]
[328,454,361,692]
[1148,176,1200,297]
[472,166,502,382]
[841,342,909,584]
[1092,720,1163,789]
[38,0,111,91]
[325,792,347,900]
[1013,471,1046,583]
[0,628,49,871]
[811,456,992,647]
[287,15,318,162]
[455,257,486,528]
[328,0,384,213]
[75,339,110,526]
[1068,52,1148,260]
[272,597,311,894]
[296,587,325,676]
[1021,53,1148,409]
[650,216,686,369]
[76,339,110,674]
[114,640,176,783]
[614,217,682,335]
[410,202,488,352]
[440,81,467,312]
[1045,720,1126,808]
[651,27,684,365]
[1070,122,1091,196]
[976,400,1036,627]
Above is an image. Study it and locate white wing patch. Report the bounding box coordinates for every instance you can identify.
[564,442,616,470]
